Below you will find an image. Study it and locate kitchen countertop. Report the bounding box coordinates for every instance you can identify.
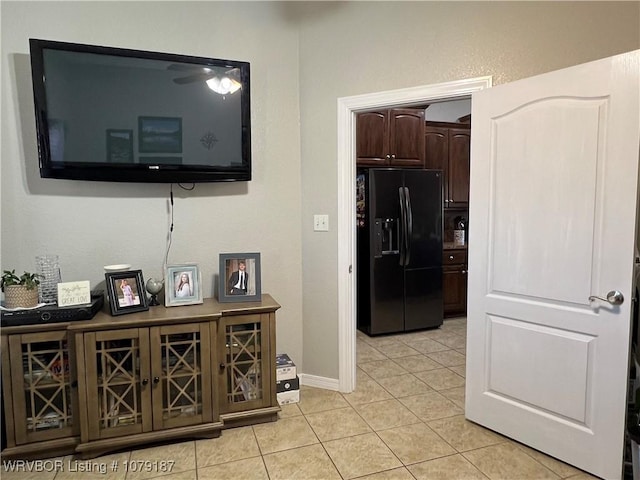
[443,242,468,250]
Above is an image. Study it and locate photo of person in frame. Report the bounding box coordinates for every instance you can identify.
[227,260,249,295]
[219,254,261,303]
[118,277,140,307]
[174,271,194,298]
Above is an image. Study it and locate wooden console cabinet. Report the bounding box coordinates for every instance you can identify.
[1,295,280,459]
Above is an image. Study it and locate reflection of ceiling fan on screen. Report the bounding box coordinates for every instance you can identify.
[168,64,242,94]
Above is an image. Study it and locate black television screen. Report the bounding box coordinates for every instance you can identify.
[29,39,251,183]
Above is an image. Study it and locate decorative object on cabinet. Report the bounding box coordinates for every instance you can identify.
[103,264,131,273]
[1,295,281,459]
[424,121,470,208]
[35,254,61,305]
[57,280,91,307]
[104,270,148,316]
[145,277,164,306]
[165,264,203,307]
[443,248,467,317]
[356,108,425,167]
[1,270,42,309]
[218,253,262,302]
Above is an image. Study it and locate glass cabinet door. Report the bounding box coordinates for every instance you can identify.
[84,329,152,440]
[219,314,271,413]
[150,323,213,430]
[9,330,77,444]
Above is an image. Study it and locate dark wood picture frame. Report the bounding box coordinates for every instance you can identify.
[105,270,149,316]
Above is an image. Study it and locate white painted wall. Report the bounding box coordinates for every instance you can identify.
[1,1,638,383]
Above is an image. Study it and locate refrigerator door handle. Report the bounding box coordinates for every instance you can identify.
[404,186,413,266]
[373,219,383,258]
[398,187,407,266]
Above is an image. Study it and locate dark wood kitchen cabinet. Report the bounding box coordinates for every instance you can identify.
[356,108,425,167]
[443,248,467,317]
[425,122,470,208]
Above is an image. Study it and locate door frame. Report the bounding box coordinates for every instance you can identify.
[336,76,493,392]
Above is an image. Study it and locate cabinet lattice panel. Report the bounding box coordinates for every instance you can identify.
[22,339,72,432]
[225,323,262,404]
[96,339,142,429]
[161,332,203,419]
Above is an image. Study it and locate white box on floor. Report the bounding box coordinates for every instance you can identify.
[277,389,300,405]
[276,353,297,381]
[276,375,300,393]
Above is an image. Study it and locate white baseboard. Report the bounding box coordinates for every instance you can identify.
[299,373,340,392]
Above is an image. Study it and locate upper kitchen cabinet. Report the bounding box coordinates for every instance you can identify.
[424,121,470,208]
[356,109,426,168]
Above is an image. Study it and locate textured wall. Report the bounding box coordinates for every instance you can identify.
[297,1,640,379]
[1,1,638,384]
[0,2,304,365]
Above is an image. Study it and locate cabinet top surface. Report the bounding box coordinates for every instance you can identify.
[1,294,280,334]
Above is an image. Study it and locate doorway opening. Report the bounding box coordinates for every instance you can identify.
[336,77,492,393]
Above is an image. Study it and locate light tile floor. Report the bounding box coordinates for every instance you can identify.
[2,317,599,480]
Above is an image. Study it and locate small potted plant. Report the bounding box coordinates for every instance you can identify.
[1,269,42,308]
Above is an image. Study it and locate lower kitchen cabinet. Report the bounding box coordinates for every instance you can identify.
[1,295,280,459]
[443,249,467,317]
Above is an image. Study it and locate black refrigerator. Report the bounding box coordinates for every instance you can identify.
[357,168,443,335]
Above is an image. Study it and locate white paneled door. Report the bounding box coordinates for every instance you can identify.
[466,50,640,479]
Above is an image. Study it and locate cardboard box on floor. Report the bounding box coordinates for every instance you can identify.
[275,354,299,404]
[275,353,297,381]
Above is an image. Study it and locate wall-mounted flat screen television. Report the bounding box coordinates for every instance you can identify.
[29,39,251,183]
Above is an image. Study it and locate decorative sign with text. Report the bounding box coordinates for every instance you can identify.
[57,281,91,307]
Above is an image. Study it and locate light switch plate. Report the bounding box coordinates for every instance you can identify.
[314,214,329,231]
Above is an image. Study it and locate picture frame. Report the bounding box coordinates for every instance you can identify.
[219,253,261,303]
[105,270,149,316]
[165,263,203,307]
[106,129,133,163]
[138,116,182,153]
